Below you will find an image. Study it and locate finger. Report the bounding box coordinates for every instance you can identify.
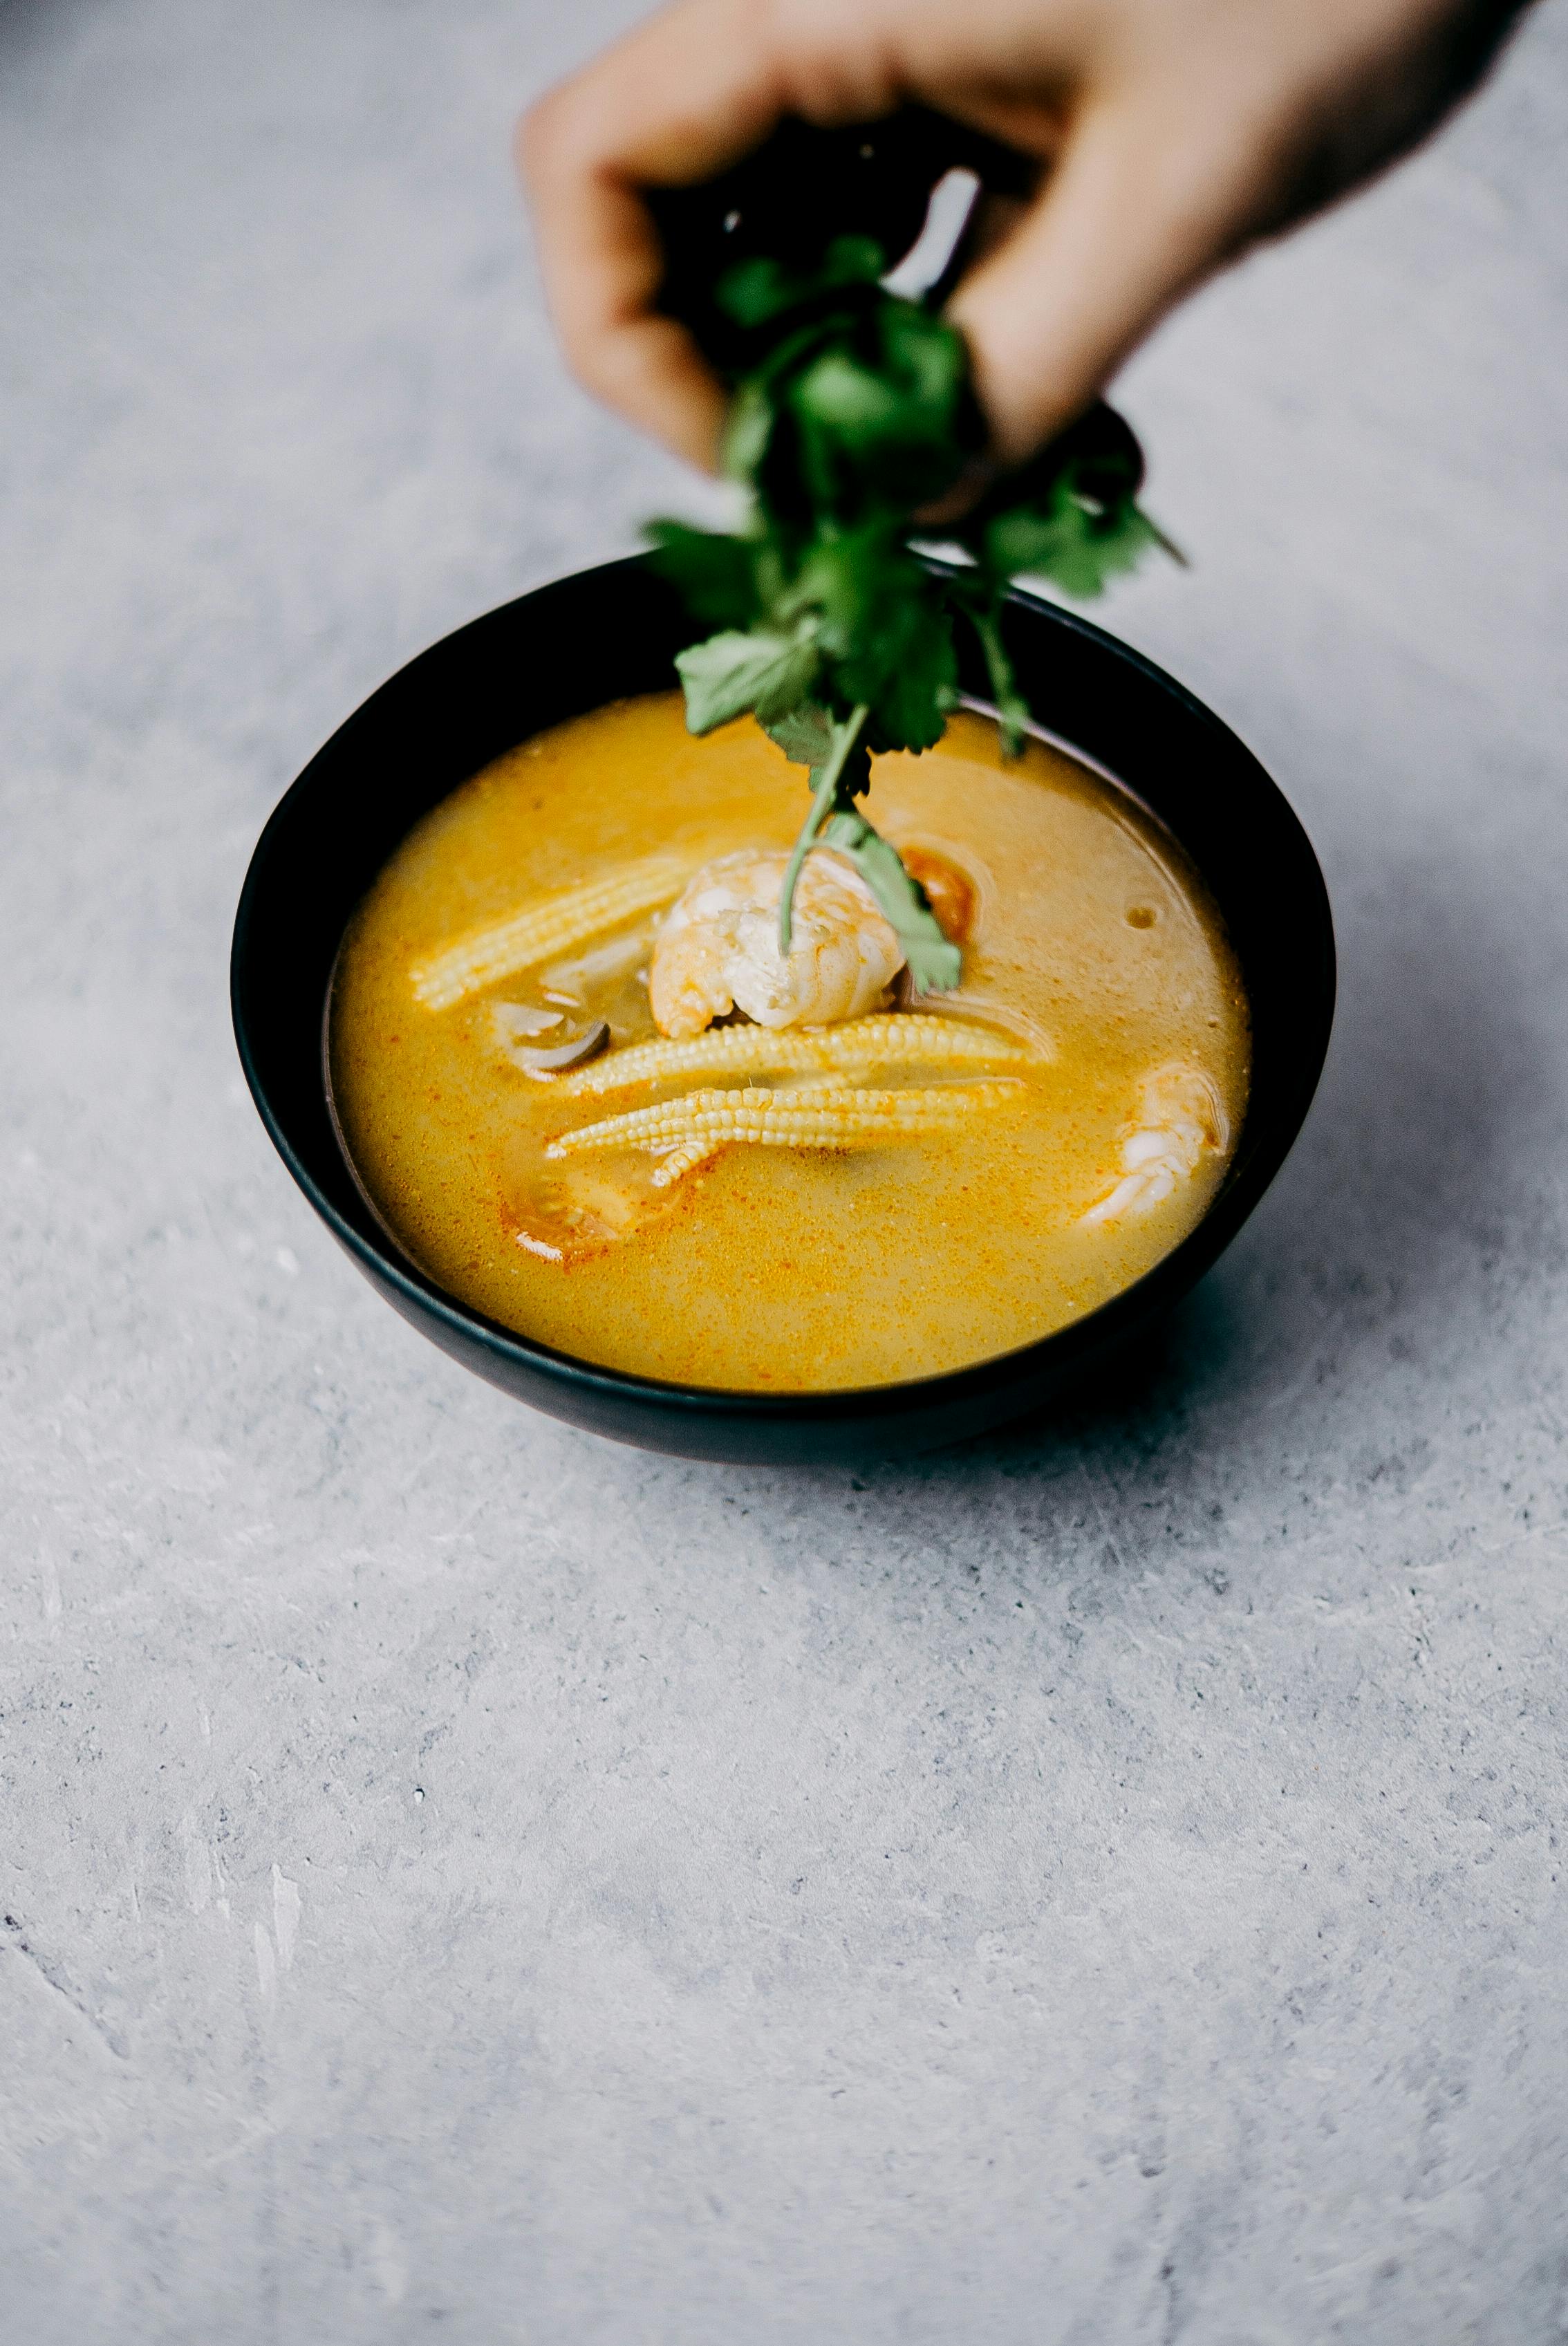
[521,0,900,468]
[946,93,1262,460]
[519,135,730,469]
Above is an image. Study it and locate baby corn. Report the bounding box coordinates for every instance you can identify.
[409,855,687,1012]
[648,1139,725,1188]
[558,1013,1027,1097]
[545,1081,1021,1183]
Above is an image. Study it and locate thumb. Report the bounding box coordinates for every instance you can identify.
[946,97,1255,460]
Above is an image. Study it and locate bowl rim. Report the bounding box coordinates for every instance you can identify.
[232,553,1336,1431]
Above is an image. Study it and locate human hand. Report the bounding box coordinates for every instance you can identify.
[520,0,1525,470]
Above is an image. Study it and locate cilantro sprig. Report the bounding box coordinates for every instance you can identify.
[649,234,1173,980]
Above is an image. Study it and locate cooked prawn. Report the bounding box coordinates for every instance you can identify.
[1083,1064,1229,1224]
[648,848,904,1039]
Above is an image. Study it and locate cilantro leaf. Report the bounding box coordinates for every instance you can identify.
[720,380,774,485]
[838,576,957,754]
[821,808,962,994]
[716,235,885,329]
[763,702,838,769]
[646,521,760,631]
[977,474,1163,600]
[675,623,821,734]
[786,301,970,516]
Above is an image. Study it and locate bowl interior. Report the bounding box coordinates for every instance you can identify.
[232,555,1334,1456]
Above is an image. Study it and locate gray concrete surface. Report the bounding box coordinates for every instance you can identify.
[3,1,1568,2338]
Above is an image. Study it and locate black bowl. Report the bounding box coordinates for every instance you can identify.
[232,555,1334,1463]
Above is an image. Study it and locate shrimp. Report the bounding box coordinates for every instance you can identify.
[1083,1063,1229,1225]
[648,848,904,1039]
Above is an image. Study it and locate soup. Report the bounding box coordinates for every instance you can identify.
[328,695,1249,1390]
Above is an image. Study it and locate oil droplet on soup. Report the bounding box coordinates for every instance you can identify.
[328,698,1250,1391]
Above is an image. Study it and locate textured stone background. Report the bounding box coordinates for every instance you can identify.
[3,1,1568,2338]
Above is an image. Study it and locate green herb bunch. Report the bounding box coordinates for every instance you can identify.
[649,234,1170,989]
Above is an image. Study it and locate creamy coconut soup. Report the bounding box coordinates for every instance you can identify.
[328,695,1249,1390]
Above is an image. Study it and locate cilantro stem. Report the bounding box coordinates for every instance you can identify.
[969,603,1030,759]
[778,703,868,958]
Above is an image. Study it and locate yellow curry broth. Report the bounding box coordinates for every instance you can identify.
[329,696,1249,1389]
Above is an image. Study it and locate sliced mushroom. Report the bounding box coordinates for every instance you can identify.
[506,1018,610,1078]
